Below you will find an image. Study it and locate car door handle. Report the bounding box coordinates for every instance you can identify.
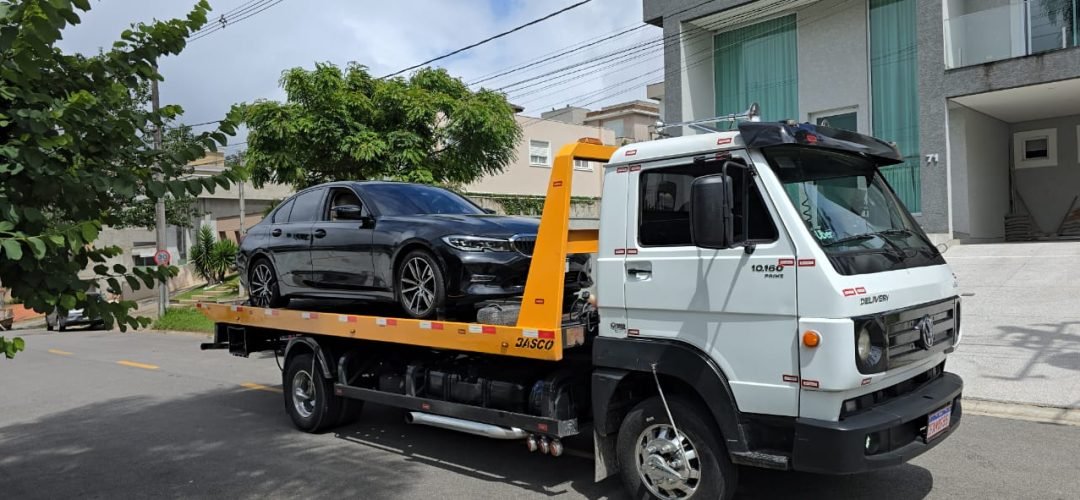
[313,229,327,239]
[271,228,282,237]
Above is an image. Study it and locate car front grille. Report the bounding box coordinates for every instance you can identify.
[510,235,536,257]
[884,297,959,369]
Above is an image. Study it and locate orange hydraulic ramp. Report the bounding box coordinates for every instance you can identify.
[515,139,617,333]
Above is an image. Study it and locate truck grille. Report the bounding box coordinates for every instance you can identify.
[510,235,536,256]
[883,297,959,369]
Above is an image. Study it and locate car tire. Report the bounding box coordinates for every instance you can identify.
[283,352,343,433]
[46,315,54,331]
[57,317,67,332]
[395,249,446,319]
[248,258,289,309]
[616,396,737,500]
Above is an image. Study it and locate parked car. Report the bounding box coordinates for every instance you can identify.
[238,181,589,319]
[46,292,106,331]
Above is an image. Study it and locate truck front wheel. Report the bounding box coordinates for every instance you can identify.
[616,396,736,500]
[283,352,343,433]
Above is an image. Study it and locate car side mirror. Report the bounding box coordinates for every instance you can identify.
[482,208,497,214]
[690,174,733,249]
[331,204,365,221]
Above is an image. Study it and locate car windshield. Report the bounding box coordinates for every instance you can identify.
[363,183,484,216]
[765,146,944,275]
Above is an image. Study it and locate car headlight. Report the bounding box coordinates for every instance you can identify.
[854,319,887,374]
[442,235,513,252]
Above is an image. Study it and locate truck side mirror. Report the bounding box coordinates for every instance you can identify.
[331,204,365,221]
[690,174,734,249]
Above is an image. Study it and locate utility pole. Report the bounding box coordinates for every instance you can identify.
[152,79,168,317]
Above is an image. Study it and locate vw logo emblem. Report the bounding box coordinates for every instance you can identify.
[917,315,935,349]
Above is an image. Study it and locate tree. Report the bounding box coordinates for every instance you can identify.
[237,63,521,189]
[189,225,236,284]
[114,126,207,230]
[0,0,240,356]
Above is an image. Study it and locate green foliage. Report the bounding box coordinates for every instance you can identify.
[113,194,203,230]
[0,336,25,359]
[0,0,241,353]
[237,63,522,189]
[466,193,597,216]
[189,225,216,282]
[188,225,237,283]
[152,306,214,333]
[209,238,238,282]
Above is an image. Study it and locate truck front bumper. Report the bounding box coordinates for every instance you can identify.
[791,371,963,474]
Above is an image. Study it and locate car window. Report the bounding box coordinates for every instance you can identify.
[327,188,364,221]
[272,198,295,223]
[289,189,325,222]
[362,184,483,216]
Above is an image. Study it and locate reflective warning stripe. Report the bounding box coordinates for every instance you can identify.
[230,305,243,312]
[468,325,497,335]
[375,318,397,327]
[301,312,318,320]
[263,309,279,316]
[420,321,444,330]
[338,315,357,323]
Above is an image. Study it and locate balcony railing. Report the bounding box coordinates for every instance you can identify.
[945,0,1077,69]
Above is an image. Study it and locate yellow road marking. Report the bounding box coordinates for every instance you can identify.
[116,360,159,370]
[47,349,73,356]
[241,382,282,393]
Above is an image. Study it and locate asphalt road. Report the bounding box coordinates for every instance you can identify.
[2,328,1078,499]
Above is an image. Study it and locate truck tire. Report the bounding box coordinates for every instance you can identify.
[616,396,737,500]
[283,352,343,433]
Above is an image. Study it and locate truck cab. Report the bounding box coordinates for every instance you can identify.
[592,119,962,491]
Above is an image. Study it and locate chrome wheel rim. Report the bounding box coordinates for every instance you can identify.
[291,369,316,419]
[250,263,275,307]
[400,256,436,316]
[635,424,702,499]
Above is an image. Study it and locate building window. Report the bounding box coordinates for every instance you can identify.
[813,109,858,132]
[1013,128,1058,168]
[871,0,921,211]
[605,119,625,139]
[132,254,156,267]
[714,14,798,122]
[529,140,550,166]
[573,159,593,171]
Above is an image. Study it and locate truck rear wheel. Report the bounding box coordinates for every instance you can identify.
[283,352,343,433]
[616,396,736,500]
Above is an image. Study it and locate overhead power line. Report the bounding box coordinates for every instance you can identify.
[187,0,290,43]
[380,0,596,79]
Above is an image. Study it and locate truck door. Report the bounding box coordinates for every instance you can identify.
[622,152,801,417]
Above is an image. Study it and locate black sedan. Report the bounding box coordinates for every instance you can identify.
[238,181,587,319]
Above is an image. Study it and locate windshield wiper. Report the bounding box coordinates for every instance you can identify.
[822,232,908,260]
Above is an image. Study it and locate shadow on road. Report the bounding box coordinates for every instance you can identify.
[0,386,935,499]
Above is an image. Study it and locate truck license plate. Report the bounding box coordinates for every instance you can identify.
[926,405,952,441]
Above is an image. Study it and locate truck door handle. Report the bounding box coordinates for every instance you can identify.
[271,228,282,237]
[626,263,652,280]
[313,229,327,239]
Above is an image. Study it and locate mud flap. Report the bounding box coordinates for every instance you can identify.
[593,428,619,481]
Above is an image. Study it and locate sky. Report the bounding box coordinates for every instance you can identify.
[57,0,664,149]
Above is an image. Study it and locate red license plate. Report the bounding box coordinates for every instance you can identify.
[926,405,952,441]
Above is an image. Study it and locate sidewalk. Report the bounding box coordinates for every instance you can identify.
[945,241,1080,409]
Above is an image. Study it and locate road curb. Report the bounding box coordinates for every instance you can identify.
[963,397,1080,427]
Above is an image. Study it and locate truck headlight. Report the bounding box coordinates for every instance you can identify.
[855,319,887,374]
[442,235,513,252]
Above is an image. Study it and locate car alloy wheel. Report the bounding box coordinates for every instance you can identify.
[400,256,437,317]
[249,261,280,308]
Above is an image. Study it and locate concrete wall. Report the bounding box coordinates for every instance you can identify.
[1011,115,1080,234]
[541,106,591,125]
[465,115,615,197]
[949,106,1011,239]
[796,0,871,133]
[677,21,716,124]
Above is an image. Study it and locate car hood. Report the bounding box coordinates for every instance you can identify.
[384,214,540,237]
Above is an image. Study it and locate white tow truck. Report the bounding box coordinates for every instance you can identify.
[201,107,963,499]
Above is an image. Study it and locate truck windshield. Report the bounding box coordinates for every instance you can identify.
[764,146,944,275]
